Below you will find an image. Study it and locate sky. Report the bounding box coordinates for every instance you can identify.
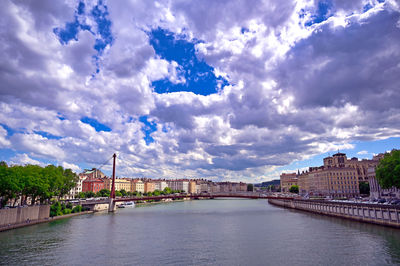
[0,0,400,183]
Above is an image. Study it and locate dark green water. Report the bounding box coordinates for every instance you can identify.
[1,199,400,265]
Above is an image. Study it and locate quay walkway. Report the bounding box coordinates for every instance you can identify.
[269,198,400,228]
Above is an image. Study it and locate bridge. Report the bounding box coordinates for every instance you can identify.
[86,154,293,212]
[79,193,294,211]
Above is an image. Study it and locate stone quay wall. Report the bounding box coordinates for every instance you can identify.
[0,205,50,229]
[268,198,400,228]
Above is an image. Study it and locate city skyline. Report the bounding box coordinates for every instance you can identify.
[1,0,400,182]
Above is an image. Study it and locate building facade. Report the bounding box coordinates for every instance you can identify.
[82,178,104,193]
[280,173,298,193]
[167,180,189,193]
[144,182,155,193]
[368,153,400,199]
[282,152,378,198]
[68,173,87,198]
[132,180,145,193]
[154,181,168,191]
[103,178,131,192]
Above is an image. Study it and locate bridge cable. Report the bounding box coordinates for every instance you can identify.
[95,155,113,171]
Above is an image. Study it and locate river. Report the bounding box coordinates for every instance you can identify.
[1,199,400,265]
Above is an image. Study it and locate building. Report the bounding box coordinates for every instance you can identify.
[323,153,378,182]
[368,153,400,199]
[68,173,87,198]
[81,168,105,179]
[132,180,145,193]
[308,166,358,198]
[154,181,168,191]
[282,152,377,198]
[210,183,220,193]
[167,180,189,193]
[240,182,247,192]
[280,173,298,193]
[189,181,197,194]
[103,178,131,192]
[82,178,104,193]
[144,182,155,193]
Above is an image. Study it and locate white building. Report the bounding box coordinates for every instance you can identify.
[69,174,87,198]
[154,181,168,191]
[167,180,189,193]
[368,166,400,199]
[133,180,145,193]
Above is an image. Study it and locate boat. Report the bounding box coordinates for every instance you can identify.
[123,201,135,207]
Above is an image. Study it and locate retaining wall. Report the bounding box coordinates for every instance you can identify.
[0,205,50,229]
[268,198,400,228]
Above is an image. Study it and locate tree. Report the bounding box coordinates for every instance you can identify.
[289,185,299,194]
[85,191,95,198]
[77,192,86,198]
[376,150,400,189]
[72,205,82,213]
[163,187,172,195]
[247,184,254,192]
[0,162,19,207]
[120,189,127,197]
[359,181,370,195]
[50,202,63,217]
[115,191,122,197]
[98,189,111,197]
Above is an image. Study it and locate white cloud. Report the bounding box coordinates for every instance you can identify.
[0,1,399,182]
[357,150,369,155]
[10,153,45,166]
[0,126,10,148]
[61,162,81,173]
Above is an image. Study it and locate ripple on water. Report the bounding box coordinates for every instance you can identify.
[1,200,400,266]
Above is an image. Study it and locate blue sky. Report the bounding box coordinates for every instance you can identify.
[0,0,399,181]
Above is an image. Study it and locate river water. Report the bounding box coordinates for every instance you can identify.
[1,199,400,265]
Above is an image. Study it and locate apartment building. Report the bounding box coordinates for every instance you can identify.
[144,182,155,193]
[280,173,298,193]
[82,178,104,193]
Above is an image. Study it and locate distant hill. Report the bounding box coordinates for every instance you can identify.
[255,179,280,187]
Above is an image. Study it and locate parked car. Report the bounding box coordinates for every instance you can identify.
[390,199,400,205]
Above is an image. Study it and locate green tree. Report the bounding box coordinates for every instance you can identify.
[85,191,95,198]
[359,181,370,195]
[289,185,299,194]
[163,187,172,195]
[376,150,400,189]
[98,189,111,197]
[72,205,82,213]
[0,162,19,207]
[153,190,161,196]
[115,191,122,197]
[120,189,127,197]
[50,202,63,217]
[247,184,254,192]
[77,192,86,198]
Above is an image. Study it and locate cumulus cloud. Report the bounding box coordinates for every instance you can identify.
[10,153,45,166]
[61,161,81,173]
[0,126,10,148]
[0,0,399,182]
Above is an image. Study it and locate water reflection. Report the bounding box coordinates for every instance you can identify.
[0,199,399,266]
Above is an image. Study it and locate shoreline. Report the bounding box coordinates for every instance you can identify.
[0,210,93,233]
[268,198,400,229]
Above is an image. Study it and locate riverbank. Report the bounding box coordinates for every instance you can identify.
[268,198,400,228]
[0,210,93,232]
[125,198,194,207]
